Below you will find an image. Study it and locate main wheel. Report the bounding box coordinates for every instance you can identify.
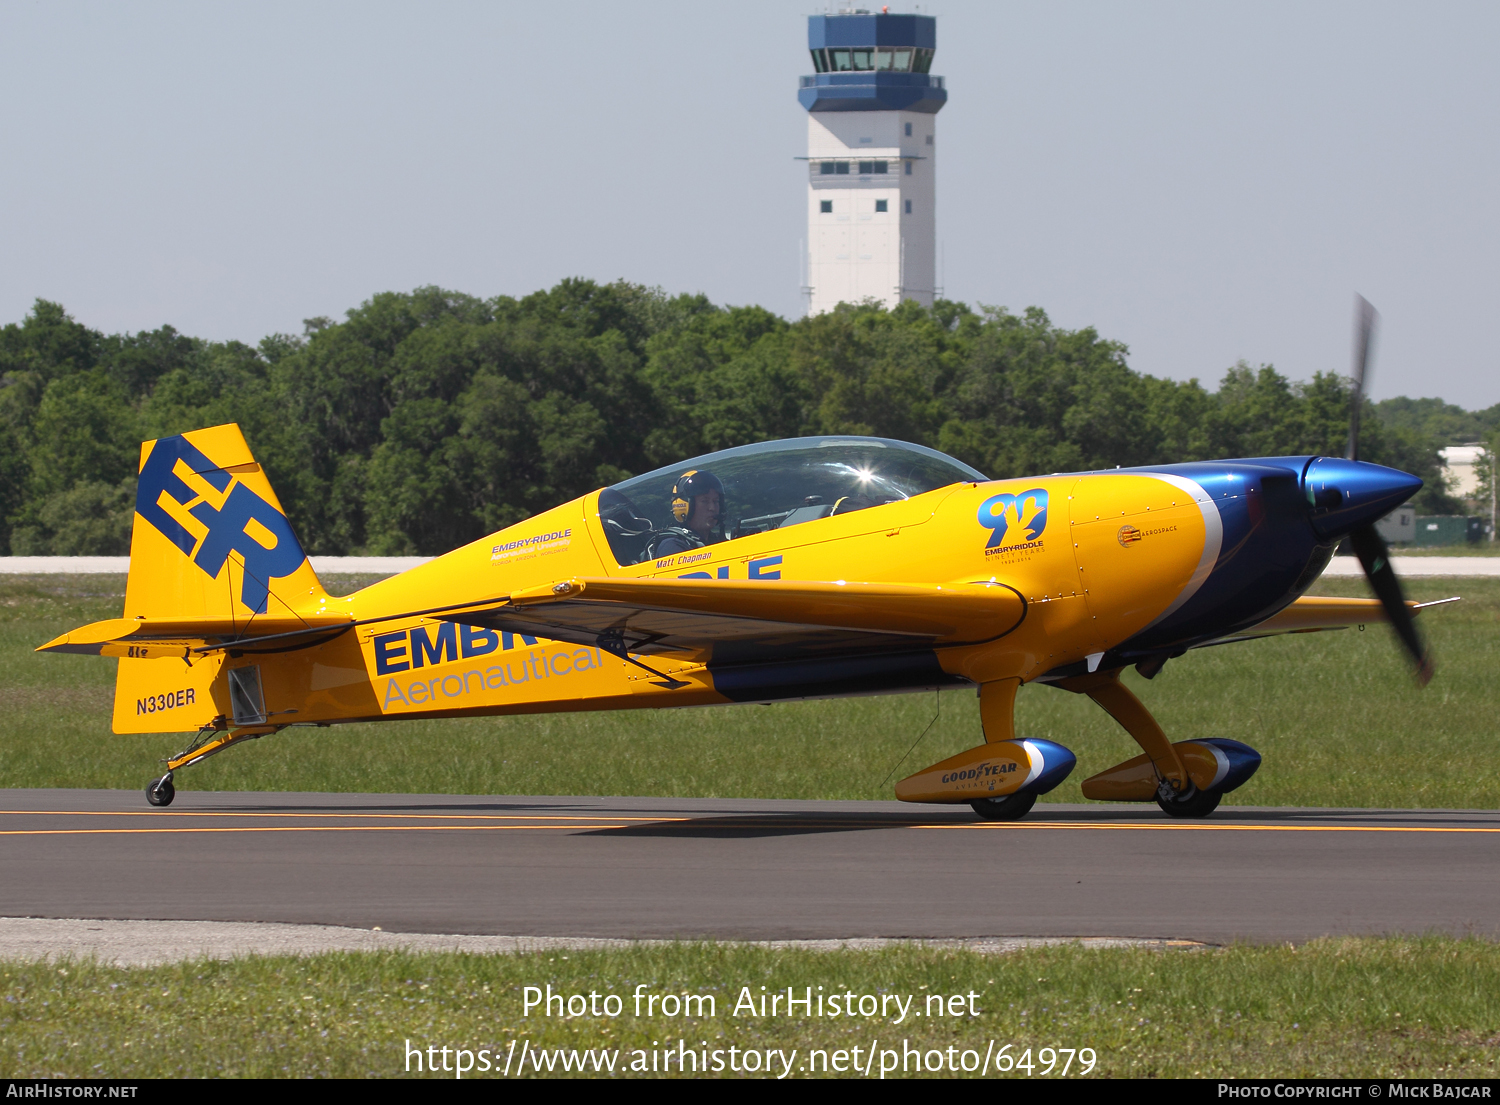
[145,776,175,807]
[969,792,1036,821]
[1155,785,1219,819]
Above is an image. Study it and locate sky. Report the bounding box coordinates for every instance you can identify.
[2,1,1497,408]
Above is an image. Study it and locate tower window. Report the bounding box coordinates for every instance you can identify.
[822,46,925,74]
[905,161,912,175]
[836,161,849,175]
[820,161,835,175]
[904,122,912,136]
[857,161,888,175]
[820,200,832,214]
[875,200,887,213]
[925,135,933,145]
[905,200,912,214]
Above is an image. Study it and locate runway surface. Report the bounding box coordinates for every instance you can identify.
[3,789,1498,945]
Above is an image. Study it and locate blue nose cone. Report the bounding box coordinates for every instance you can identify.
[1303,457,1423,541]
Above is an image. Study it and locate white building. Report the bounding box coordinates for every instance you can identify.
[1439,444,1485,499]
[799,14,946,315]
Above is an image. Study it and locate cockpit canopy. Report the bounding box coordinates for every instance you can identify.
[599,436,987,567]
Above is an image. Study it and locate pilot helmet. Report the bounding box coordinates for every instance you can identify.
[670,469,725,523]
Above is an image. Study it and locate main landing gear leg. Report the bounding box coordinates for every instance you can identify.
[978,678,1022,745]
[969,678,1036,821]
[1057,669,1214,815]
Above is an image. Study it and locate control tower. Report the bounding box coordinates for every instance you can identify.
[799,11,946,315]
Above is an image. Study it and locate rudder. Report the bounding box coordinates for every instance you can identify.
[125,423,325,621]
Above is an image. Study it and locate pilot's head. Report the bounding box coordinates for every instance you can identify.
[671,469,724,536]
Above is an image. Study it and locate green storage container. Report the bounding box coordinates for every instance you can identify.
[1413,516,1483,547]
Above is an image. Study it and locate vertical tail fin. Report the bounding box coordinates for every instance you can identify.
[125,423,326,621]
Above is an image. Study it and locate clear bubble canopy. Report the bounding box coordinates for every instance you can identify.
[599,436,986,566]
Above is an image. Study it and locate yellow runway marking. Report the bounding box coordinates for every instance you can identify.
[0,810,684,823]
[0,824,632,837]
[915,821,1500,834]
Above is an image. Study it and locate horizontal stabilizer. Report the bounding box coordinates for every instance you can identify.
[1216,594,1457,642]
[448,576,1027,664]
[37,614,354,657]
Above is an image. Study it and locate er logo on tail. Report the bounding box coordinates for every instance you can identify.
[136,435,306,614]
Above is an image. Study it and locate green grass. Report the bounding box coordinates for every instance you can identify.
[2,574,1497,809]
[2,940,1498,1078]
[1390,545,1500,556]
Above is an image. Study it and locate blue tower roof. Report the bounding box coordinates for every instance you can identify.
[799,13,946,114]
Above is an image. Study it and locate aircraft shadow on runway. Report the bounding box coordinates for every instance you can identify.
[582,813,959,839]
[578,807,1500,839]
[181,800,1497,836]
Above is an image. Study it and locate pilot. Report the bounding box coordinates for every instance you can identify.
[648,469,725,557]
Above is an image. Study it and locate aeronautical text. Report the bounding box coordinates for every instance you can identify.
[372,622,606,711]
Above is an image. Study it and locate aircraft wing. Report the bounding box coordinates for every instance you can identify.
[1210,595,1458,643]
[444,577,1027,664]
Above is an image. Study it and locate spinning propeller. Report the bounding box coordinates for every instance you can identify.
[1342,295,1434,686]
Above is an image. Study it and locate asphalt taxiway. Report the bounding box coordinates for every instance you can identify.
[2,789,1496,946]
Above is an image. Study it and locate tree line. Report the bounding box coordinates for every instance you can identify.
[1,281,1493,557]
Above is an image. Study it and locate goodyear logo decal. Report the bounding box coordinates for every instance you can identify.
[137,436,306,614]
[977,489,1048,555]
[941,760,1019,785]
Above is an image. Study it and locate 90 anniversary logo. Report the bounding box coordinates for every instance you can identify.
[977,489,1048,556]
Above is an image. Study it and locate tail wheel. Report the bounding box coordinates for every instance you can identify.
[146,775,175,807]
[969,792,1036,821]
[1156,785,1220,819]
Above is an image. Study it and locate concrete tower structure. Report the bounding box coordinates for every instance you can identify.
[799,12,946,315]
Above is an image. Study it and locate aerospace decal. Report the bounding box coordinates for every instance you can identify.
[1118,522,1179,547]
[136,435,306,614]
[977,489,1048,561]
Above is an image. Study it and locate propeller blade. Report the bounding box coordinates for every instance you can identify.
[1347,294,1377,461]
[1348,522,1433,686]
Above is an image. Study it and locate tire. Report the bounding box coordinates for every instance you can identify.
[969,792,1037,821]
[146,777,175,807]
[1155,786,1219,819]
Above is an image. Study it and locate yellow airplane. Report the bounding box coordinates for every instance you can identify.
[40,418,1444,817]
[38,300,1447,816]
